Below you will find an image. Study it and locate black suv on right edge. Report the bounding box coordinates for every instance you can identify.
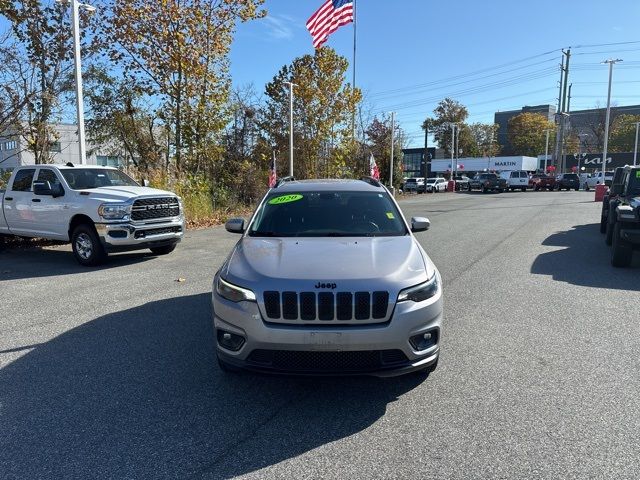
[607,166,640,267]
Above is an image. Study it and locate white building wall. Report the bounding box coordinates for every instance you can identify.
[431,156,539,173]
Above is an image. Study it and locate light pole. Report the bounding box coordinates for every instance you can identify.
[56,0,95,165]
[284,82,297,177]
[544,129,551,173]
[596,59,622,200]
[390,112,395,193]
[633,121,640,167]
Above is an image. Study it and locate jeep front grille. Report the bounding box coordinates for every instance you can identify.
[262,290,390,324]
[131,197,180,221]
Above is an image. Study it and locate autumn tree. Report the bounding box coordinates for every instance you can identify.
[467,123,501,157]
[99,0,266,172]
[261,47,362,179]
[608,114,640,153]
[365,116,404,188]
[507,112,556,157]
[422,98,476,157]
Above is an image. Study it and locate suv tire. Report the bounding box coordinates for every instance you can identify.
[605,204,617,246]
[71,224,107,267]
[611,223,633,268]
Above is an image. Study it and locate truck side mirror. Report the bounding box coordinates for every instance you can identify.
[611,183,623,195]
[411,217,430,233]
[225,218,245,234]
[33,181,53,196]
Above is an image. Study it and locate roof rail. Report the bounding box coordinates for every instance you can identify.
[65,162,75,167]
[360,176,382,188]
[274,176,296,188]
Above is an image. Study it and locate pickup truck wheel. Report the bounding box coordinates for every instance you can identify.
[71,224,106,266]
[150,244,177,256]
[605,205,617,246]
[600,204,608,234]
[611,223,633,267]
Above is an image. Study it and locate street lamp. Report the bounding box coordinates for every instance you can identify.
[56,0,95,165]
[597,59,623,201]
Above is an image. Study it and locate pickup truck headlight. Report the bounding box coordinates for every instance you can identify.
[398,274,439,303]
[216,276,256,303]
[98,203,132,220]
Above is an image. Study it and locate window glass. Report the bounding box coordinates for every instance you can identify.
[60,168,139,189]
[37,169,62,189]
[249,191,407,238]
[11,169,35,192]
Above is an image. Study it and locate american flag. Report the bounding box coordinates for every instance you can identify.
[268,154,277,188]
[369,153,380,181]
[306,0,354,49]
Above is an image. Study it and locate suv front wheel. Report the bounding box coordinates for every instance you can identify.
[611,223,633,268]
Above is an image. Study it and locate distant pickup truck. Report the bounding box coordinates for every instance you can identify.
[585,171,614,190]
[1,164,185,266]
[469,173,507,193]
[529,174,556,191]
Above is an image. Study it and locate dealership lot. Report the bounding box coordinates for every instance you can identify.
[1,191,639,479]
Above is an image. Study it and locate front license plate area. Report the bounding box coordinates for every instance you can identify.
[304,332,346,351]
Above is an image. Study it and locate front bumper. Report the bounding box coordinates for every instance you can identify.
[212,280,443,377]
[95,216,185,252]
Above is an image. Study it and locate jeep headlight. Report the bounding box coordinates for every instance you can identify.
[216,276,256,303]
[398,274,439,303]
[98,203,131,220]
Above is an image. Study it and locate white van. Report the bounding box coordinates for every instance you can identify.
[499,170,529,191]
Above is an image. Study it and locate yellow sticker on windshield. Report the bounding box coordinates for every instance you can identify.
[268,194,303,205]
[386,212,395,219]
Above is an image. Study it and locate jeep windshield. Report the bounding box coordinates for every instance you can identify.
[249,191,408,237]
[61,169,140,190]
[629,172,640,195]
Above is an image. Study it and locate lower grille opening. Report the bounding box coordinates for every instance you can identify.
[246,349,409,373]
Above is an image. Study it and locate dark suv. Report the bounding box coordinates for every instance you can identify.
[555,173,580,191]
[600,167,626,239]
[608,166,640,267]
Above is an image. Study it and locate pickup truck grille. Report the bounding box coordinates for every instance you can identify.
[262,290,390,324]
[131,197,180,221]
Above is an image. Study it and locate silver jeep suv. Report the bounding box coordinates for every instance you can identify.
[212,177,442,376]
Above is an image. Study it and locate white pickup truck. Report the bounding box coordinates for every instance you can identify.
[0,164,185,265]
[585,171,614,190]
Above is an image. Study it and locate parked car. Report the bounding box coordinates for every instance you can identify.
[555,173,580,191]
[404,177,426,194]
[585,171,614,190]
[601,167,629,243]
[607,166,640,267]
[214,177,442,376]
[469,173,507,193]
[0,164,184,265]
[452,175,471,191]
[499,170,529,192]
[529,174,556,191]
[426,177,447,193]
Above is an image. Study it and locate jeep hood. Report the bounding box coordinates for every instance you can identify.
[77,186,177,203]
[222,236,433,292]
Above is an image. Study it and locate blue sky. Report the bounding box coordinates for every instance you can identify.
[230,0,640,147]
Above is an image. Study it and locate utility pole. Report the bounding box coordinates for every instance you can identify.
[423,122,429,178]
[284,81,297,177]
[601,59,622,186]
[561,49,571,113]
[449,123,457,177]
[634,122,640,167]
[567,83,573,113]
[390,112,395,193]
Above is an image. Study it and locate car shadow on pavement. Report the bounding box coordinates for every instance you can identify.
[0,293,426,479]
[0,248,154,281]
[531,223,640,291]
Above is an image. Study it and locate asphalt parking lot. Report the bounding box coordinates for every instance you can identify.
[1,190,639,479]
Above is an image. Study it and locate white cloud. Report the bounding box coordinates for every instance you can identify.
[263,14,299,40]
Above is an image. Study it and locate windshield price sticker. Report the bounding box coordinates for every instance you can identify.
[386,212,395,219]
[268,194,303,205]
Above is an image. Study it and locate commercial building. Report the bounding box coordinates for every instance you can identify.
[0,123,124,172]
[431,156,539,174]
[401,147,438,178]
[494,105,556,154]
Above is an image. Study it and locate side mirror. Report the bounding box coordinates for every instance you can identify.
[411,216,430,233]
[142,179,150,187]
[33,181,53,196]
[225,218,245,234]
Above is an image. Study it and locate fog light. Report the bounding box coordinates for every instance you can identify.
[409,330,438,351]
[217,329,245,352]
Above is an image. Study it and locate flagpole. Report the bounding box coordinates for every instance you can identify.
[352,0,357,141]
